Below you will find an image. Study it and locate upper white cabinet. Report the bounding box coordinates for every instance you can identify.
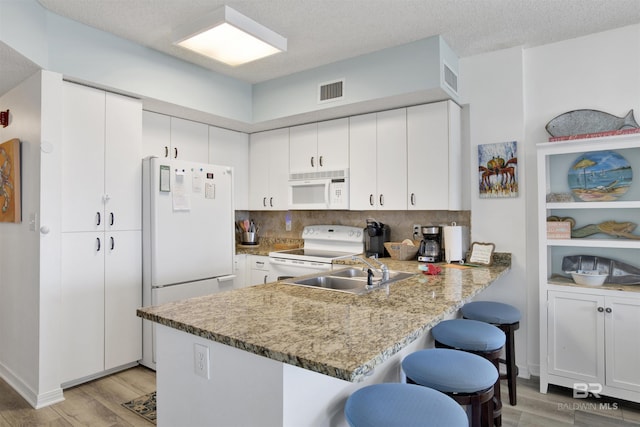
[407,101,461,210]
[350,109,407,210]
[289,118,349,174]
[142,112,209,162]
[209,126,249,210]
[62,83,141,232]
[249,128,290,210]
[538,134,640,403]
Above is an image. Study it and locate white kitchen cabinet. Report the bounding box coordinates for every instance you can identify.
[538,134,640,403]
[349,109,407,210]
[142,112,209,162]
[248,255,274,285]
[60,82,142,385]
[289,118,349,174]
[62,85,141,232]
[232,254,248,289]
[407,101,461,210]
[60,230,141,384]
[209,126,249,210]
[547,289,640,397]
[249,128,289,210]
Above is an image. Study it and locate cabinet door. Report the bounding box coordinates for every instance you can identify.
[142,111,171,159]
[209,126,249,210]
[249,131,273,209]
[60,233,105,384]
[170,117,209,162]
[317,118,349,171]
[605,296,640,392]
[349,113,378,209]
[61,83,105,232]
[376,108,407,210]
[289,123,318,174]
[548,291,605,383]
[407,102,450,210]
[267,128,290,210]
[105,93,142,231]
[105,231,142,370]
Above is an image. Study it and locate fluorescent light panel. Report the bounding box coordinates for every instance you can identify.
[173,5,287,66]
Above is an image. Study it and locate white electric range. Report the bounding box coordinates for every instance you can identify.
[269,225,364,279]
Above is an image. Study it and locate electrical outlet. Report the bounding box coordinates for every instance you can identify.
[194,343,210,379]
[412,224,422,239]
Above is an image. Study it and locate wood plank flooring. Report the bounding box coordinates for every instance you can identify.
[1,367,640,426]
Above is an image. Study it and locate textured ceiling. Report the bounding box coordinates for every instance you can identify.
[35,0,640,84]
[2,1,640,103]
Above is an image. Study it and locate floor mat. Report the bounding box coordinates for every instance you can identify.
[122,391,156,424]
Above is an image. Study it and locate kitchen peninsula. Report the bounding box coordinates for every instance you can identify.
[138,255,511,427]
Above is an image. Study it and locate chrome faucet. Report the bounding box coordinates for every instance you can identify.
[351,255,390,282]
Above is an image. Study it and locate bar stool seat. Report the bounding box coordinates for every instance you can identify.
[344,383,468,427]
[461,301,521,406]
[403,348,498,427]
[432,319,505,427]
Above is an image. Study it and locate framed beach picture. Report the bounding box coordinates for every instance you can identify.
[478,141,518,198]
[0,138,21,223]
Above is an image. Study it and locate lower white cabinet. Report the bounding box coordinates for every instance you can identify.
[60,231,142,385]
[546,288,640,400]
[248,255,274,285]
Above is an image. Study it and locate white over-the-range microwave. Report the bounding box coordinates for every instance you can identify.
[288,169,349,210]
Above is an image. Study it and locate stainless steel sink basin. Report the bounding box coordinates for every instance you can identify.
[281,267,415,295]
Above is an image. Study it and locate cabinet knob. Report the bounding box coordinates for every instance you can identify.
[369,194,374,206]
[379,194,384,206]
[319,155,323,167]
[96,237,101,252]
[269,197,274,207]
[110,212,114,226]
[110,236,115,250]
[174,147,178,159]
[310,156,315,168]
[164,146,169,158]
[605,307,612,313]
[96,212,101,226]
[597,307,604,312]
[263,197,267,207]
[410,193,416,205]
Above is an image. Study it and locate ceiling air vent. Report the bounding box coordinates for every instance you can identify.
[443,63,458,94]
[318,79,345,103]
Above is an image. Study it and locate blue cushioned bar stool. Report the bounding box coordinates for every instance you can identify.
[344,383,468,427]
[431,319,506,427]
[403,349,497,427]
[461,301,521,406]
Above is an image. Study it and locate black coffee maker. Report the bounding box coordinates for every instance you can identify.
[418,226,442,262]
[365,218,391,257]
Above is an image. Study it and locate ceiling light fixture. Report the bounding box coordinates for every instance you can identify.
[173,5,287,66]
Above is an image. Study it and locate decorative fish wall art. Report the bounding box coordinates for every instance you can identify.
[545,109,639,138]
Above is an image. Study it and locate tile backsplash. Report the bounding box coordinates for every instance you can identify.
[236,210,470,242]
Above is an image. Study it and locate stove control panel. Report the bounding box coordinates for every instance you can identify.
[302,225,363,243]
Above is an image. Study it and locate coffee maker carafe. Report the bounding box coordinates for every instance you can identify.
[364,219,391,257]
[418,226,442,262]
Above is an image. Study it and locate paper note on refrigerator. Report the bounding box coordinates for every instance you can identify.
[172,169,191,211]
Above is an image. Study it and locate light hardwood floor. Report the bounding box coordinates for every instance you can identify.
[2,367,640,426]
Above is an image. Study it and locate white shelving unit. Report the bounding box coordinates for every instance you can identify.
[537,133,640,403]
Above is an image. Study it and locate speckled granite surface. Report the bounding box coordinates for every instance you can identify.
[138,255,511,382]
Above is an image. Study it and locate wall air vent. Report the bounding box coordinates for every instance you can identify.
[318,79,345,103]
[443,62,458,94]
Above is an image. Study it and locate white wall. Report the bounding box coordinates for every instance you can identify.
[0,71,64,407]
[461,24,640,376]
[460,47,528,375]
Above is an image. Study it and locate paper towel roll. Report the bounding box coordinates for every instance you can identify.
[443,225,469,263]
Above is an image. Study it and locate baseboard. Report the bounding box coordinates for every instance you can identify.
[0,362,64,409]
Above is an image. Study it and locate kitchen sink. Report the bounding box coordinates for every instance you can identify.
[281,267,415,295]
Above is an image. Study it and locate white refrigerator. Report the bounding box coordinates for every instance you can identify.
[141,156,235,369]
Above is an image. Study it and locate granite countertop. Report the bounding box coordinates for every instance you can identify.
[138,255,511,382]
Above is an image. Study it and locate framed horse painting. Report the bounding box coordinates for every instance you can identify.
[478,141,518,198]
[0,138,21,223]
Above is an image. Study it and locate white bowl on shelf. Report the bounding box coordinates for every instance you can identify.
[570,270,608,286]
